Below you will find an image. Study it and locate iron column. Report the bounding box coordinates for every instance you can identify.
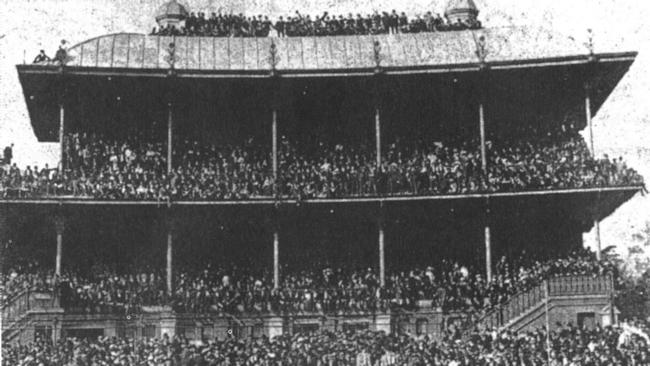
[167,101,173,175]
[166,225,173,294]
[59,103,65,176]
[272,108,278,190]
[378,222,385,287]
[375,107,381,168]
[273,229,279,289]
[54,215,65,276]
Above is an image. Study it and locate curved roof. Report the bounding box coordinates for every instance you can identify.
[61,27,591,73]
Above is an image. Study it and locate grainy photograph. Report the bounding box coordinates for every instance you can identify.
[1,0,649,364]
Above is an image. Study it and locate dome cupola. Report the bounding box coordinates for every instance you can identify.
[155,0,189,29]
[445,0,479,24]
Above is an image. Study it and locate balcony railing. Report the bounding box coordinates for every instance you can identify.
[467,274,613,333]
[2,288,57,336]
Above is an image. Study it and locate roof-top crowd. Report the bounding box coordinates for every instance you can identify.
[3,322,649,366]
[151,10,481,38]
[2,249,616,317]
[0,131,643,200]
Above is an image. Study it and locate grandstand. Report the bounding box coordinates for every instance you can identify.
[1,0,647,361]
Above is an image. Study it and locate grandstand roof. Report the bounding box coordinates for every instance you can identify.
[16,27,637,142]
[19,26,634,75]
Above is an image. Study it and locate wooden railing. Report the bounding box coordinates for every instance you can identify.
[548,275,613,296]
[2,289,57,337]
[2,289,33,324]
[467,274,612,333]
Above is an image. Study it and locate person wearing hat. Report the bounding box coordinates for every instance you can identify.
[33,50,50,64]
[53,39,68,64]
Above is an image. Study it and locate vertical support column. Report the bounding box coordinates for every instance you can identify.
[375,107,381,168]
[475,36,489,176]
[479,102,487,173]
[585,83,594,156]
[273,229,279,289]
[595,219,602,261]
[484,199,492,283]
[165,211,175,296]
[378,222,385,287]
[54,214,65,276]
[372,41,383,170]
[167,227,173,294]
[59,103,65,175]
[272,108,278,190]
[484,225,492,283]
[585,83,602,261]
[167,101,173,175]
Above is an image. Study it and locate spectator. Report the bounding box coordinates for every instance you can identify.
[0,248,619,316]
[52,39,68,65]
[3,143,13,165]
[0,131,643,200]
[32,50,50,64]
[2,323,649,366]
[151,9,482,37]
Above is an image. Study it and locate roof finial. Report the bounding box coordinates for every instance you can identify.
[269,40,279,76]
[373,40,382,72]
[475,34,488,68]
[585,28,596,62]
[164,42,178,72]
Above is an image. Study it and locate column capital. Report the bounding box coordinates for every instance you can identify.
[372,40,384,74]
[268,40,280,77]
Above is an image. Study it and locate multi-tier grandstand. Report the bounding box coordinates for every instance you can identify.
[2,0,649,364]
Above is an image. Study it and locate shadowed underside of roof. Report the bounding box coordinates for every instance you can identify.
[61,27,594,72]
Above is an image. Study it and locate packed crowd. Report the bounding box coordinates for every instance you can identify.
[151,10,481,38]
[3,322,649,366]
[2,249,617,317]
[0,132,643,200]
[0,257,54,305]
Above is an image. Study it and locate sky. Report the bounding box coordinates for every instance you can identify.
[0,0,649,273]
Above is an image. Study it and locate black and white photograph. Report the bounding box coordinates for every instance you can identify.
[1,0,649,364]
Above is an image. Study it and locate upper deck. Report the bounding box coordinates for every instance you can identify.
[0,186,642,229]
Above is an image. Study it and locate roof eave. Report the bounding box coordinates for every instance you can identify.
[15,51,638,78]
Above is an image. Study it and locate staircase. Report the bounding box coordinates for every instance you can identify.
[2,288,59,344]
[466,275,614,334]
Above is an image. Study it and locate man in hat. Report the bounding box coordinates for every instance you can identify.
[33,50,51,63]
[53,39,68,64]
[3,143,13,165]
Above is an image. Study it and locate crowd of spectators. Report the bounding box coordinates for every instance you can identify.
[0,256,54,305]
[2,249,617,317]
[0,132,643,200]
[151,10,481,38]
[3,322,649,366]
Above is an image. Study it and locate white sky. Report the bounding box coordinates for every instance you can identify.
[0,0,649,269]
